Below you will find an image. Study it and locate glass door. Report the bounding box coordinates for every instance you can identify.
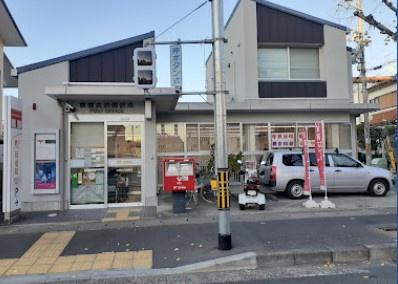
[70,122,106,206]
[107,122,142,206]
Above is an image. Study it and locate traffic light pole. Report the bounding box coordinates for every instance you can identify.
[211,0,231,250]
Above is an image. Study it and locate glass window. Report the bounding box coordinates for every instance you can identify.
[228,123,241,153]
[156,123,185,153]
[331,153,358,167]
[271,124,296,149]
[297,125,315,148]
[243,124,269,152]
[186,124,199,152]
[325,123,352,150]
[282,154,303,166]
[290,48,320,79]
[309,153,317,166]
[258,48,320,80]
[199,124,214,151]
[339,124,352,149]
[309,153,331,167]
[71,122,104,163]
[258,48,288,79]
[108,124,141,159]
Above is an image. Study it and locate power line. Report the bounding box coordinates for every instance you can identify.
[382,0,397,13]
[156,1,209,39]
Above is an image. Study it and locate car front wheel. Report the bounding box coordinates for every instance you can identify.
[368,179,389,196]
[286,180,304,199]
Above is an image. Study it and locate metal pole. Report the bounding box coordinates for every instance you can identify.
[211,0,231,250]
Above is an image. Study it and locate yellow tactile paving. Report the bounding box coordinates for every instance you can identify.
[0,230,152,277]
[27,264,51,275]
[133,250,153,269]
[4,265,30,276]
[102,208,142,222]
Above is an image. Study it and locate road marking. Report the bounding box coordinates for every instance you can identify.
[0,230,152,277]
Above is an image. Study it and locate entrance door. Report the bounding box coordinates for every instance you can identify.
[107,122,143,206]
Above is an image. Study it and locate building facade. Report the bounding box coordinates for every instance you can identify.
[0,0,26,125]
[16,0,376,213]
[367,79,397,125]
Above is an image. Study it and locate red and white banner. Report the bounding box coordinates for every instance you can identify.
[299,128,311,196]
[3,96,23,215]
[315,121,326,191]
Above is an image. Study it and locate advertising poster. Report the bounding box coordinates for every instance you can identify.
[271,132,295,148]
[315,121,327,191]
[3,96,23,216]
[299,128,311,196]
[34,133,58,192]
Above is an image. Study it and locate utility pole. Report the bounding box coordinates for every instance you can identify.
[211,0,231,250]
[354,0,371,165]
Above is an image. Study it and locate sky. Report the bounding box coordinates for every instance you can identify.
[4,0,397,101]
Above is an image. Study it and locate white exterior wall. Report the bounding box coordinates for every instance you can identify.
[0,39,4,125]
[18,62,69,211]
[320,26,351,100]
[224,0,257,102]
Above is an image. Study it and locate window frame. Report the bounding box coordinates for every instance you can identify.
[258,47,321,81]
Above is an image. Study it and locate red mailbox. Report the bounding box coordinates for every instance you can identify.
[163,158,195,192]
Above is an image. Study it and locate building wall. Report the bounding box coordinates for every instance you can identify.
[18,62,69,211]
[207,1,352,104]
[0,38,4,123]
[320,25,351,100]
[206,0,258,102]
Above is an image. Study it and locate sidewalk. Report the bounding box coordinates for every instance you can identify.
[2,188,395,234]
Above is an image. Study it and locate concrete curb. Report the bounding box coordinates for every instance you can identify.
[0,243,395,284]
[257,243,396,268]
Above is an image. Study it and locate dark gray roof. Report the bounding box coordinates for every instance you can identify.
[17,31,154,74]
[256,0,347,31]
[0,0,27,46]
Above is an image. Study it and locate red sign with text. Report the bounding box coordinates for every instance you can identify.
[315,122,326,191]
[163,158,195,192]
[300,128,311,196]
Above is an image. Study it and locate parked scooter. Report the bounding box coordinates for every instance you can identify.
[238,160,266,210]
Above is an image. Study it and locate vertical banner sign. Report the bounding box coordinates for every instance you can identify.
[300,128,311,196]
[3,96,22,217]
[315,121,326,191]
[170,44,182,90]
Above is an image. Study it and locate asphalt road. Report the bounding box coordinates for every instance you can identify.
[58,213,395,268]
[0,214,394,269]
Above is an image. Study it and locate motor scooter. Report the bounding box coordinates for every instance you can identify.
[238,160,266,210]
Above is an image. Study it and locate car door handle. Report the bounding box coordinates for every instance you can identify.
[335,169,342,173]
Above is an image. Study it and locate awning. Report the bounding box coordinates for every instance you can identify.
[171,99,379,115]
[45,83,179,112]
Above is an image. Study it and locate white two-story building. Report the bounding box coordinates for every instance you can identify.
[15,0,376,213]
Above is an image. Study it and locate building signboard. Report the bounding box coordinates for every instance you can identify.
[3,96,23,218]
[170,44,182,90]
[271,132,295,148]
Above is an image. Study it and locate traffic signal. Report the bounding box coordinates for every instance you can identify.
[133,47,157,89]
